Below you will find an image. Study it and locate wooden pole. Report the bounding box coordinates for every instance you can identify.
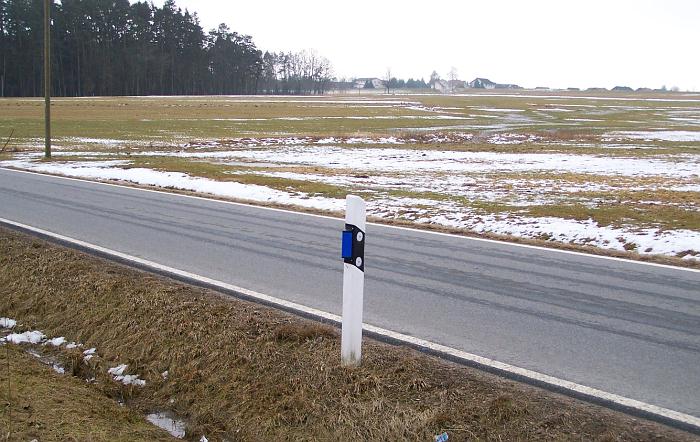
[44,0,51,159]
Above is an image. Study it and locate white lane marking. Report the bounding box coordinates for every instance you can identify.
[1,216,699,430]
[1,166,699,274]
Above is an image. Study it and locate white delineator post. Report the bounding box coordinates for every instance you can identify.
[341,195,366,366]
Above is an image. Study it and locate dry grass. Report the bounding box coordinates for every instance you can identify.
[0,346,175,441]
[0,227,697,441]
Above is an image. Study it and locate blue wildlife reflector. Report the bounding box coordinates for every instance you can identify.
[341,230,353,259]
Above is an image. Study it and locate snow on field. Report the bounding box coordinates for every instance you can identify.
[157,146,700,178]
[425,212,700,258]
[181,133,476,149]
[69,137,128,146]
[606,131,700,142]
[489,133,541,145]
[475,108,525,112]
[366,197,700,257]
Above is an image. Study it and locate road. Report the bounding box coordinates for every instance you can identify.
[1,168,699,422]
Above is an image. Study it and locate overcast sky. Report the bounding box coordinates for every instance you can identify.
[143,0,699,91]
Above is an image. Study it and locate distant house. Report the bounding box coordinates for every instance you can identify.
[469,78,496,89]
[586,87,608,92]
[534,86,550,91]
[567,87,581,91]
[636,87,653,92]
[612,86,634,92]
[468,78,520,89]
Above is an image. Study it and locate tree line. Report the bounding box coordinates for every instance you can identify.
[0,0,334,97]
[259,50,332,95]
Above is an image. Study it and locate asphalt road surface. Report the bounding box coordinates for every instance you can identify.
[1,168,699,420]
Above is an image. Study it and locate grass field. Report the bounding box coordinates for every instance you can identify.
[1,90,699,261]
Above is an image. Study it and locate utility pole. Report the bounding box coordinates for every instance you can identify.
[44,0,51,159]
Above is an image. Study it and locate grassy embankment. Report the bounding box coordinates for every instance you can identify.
[0,346,176,441]
[1,227,698,441]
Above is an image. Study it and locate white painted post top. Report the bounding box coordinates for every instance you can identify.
[345,195,366,232]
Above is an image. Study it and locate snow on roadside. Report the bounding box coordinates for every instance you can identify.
[4,330,46,344]
[0,318,17,329]
[2,154,697,259]
[108,364,146,386]
[83,347,97,361]
[1,160,345,212]
[45,336,67,347]
[1,318,148,386]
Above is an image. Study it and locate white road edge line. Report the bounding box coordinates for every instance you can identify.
[2,167,699,274]
[1,215,698,431]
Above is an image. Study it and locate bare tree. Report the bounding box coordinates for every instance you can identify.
[448,66,459,93]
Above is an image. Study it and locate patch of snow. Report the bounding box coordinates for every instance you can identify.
[1,160,345,212]
[607,131,700,142]
[109,364,146,386]
[489,133,541,145]
[67,137,130,146]
[5,331,46,344]
[45,337,67,347]
[117,374,146,387]
[0,318,17,329]
[164,146,700,178]
[108,364,128,377]
[83,347,97,361]
[475,108,525,112]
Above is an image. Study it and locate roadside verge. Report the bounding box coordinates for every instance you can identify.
[1,226,697,440]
